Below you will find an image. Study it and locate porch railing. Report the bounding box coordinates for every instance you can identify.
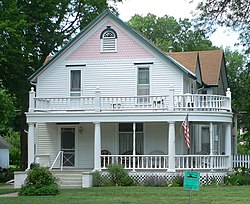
[233,154,250,169]
[175,155,228,170]
[101,154,230,170]
[50,151,64,171]
[101,155,169,170]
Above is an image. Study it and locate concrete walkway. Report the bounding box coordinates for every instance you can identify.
[0,184,19,197]
[0,192,18,197]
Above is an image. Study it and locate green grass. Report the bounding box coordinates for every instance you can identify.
[0,186,249,204]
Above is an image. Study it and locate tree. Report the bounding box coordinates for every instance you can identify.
[128,13,216,52]
[0,86,16,134]
[0,0,122,169]
[193,0,250,55]
[4,129,21,167]
[225,48,250,153]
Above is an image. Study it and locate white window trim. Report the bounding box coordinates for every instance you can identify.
[136,65,151,96]
[67,67,84,97]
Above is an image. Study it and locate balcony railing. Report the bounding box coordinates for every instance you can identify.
[28,87,231,112]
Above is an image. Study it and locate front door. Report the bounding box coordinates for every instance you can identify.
[61,128,76,166]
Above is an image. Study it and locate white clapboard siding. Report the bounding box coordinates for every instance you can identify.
[144,123,168,154]
[78,123,94,168]
[175,121,186,155]
[37,123,59,165]
[84,61,136,97]
[36,57,184,98]
[101,123,117,154]
[37,64,68,97]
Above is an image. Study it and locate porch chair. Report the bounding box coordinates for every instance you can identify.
[149,151,166,168]
[101,150,111,168]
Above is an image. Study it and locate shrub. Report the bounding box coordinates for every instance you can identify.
[0,166,18,183]
[224,167,250,186]
[143,176,168,187]
[93,164,134,187]
[169,176,184,187]
[107,164,134,186]
[19,166,59,196]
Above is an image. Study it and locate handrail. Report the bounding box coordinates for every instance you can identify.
[32,94,231,112]
[50,151,64,171]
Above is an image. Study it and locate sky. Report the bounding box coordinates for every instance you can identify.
[114,0,240,50]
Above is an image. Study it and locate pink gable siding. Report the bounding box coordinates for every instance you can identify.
[66,21,153,61]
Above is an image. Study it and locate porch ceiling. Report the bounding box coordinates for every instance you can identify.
[26,111,232,123]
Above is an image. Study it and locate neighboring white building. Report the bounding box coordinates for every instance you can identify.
[16,10,238,188]
[0,135,10,168]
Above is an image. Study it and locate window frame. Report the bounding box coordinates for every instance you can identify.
[68,67,83,97]
[118,123,144,155]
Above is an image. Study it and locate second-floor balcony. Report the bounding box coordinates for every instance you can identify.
[28,88,232,113]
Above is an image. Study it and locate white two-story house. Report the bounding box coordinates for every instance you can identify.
[18,9,235,187]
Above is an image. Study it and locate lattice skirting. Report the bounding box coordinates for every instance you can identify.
[100,171,226,186]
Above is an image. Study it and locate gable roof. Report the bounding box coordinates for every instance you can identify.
[28,9,196,82]
[0,135,10,149]
[167,50,224,86]
[167,52,198,74]
[199,50,224,85]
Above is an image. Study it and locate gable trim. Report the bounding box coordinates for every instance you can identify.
[28,9,196,82]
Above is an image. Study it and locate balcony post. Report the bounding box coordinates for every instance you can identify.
[95,87,101,112]
[226,88,231,110]
[29,87,35,112]
[168,121,176,172]
[169,85,174,111]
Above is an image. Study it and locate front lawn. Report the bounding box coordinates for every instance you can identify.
[0,186,249,204]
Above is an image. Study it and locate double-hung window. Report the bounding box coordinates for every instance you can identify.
[119,123,144,155]
[137,66,150,103]
[70,70,81,96]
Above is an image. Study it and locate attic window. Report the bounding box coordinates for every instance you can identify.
[100,26,117,52]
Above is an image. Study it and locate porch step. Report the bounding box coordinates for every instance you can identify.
[51,170,83,188]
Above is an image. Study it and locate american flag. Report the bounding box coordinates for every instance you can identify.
[182,115,190,149]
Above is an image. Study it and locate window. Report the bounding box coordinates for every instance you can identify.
[100,26,117,52]
[70,70,81,96]
[137,67,150,103]
[119,123,144,155]
[137,67,150,95]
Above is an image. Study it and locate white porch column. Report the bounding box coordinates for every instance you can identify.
[28,122,35,169]
[209,123,213,155]
[168,121,176,172]
[132,123,136,172]
[94,122,101,171]
[225,123,232,169]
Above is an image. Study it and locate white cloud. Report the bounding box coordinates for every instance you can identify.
[116,0,196,21]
